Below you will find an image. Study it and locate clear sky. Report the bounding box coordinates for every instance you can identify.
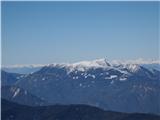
[2,1,159,66]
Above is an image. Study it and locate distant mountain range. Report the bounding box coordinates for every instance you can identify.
[2,65,43,74]
[2,99,160,120]
[2,58,160,74]
[1,58,160,115]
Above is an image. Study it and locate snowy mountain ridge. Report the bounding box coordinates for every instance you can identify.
[2,58,160,74]
[3,58,160,68]
[48,58,112,72]
[46,58,144,74]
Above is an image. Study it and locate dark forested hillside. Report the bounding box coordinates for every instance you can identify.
[2,99,160,120]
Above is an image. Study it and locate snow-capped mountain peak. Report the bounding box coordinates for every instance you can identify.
[2,58,160,74]
[40,58,144,74]
[71,58,111,68]
[47,58,112,72]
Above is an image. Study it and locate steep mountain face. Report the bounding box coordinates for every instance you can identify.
[142,63,160,71]
[15,59,160,115]
[2,99,160,120]
[1,70,22,86]
[1,86,46,106]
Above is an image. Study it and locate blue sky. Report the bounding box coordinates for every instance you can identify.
[2,1,159,65]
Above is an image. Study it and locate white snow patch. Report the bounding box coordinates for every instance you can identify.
[110,75,117,79]
[13,88,20,98]
[73,76,78,79]
[91,75,95,79]
[118,69,128,74]
[105,75,117,79]
[81,73,84,75]
[20,75,24,78]
[119,77,127,81]
[83,74,96,79]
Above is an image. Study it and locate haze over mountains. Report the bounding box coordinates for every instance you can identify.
[1,58,160,119]
[2,58,160,74]
[2,65,43,74]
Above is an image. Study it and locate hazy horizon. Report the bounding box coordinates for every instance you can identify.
[2,58,160,68]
